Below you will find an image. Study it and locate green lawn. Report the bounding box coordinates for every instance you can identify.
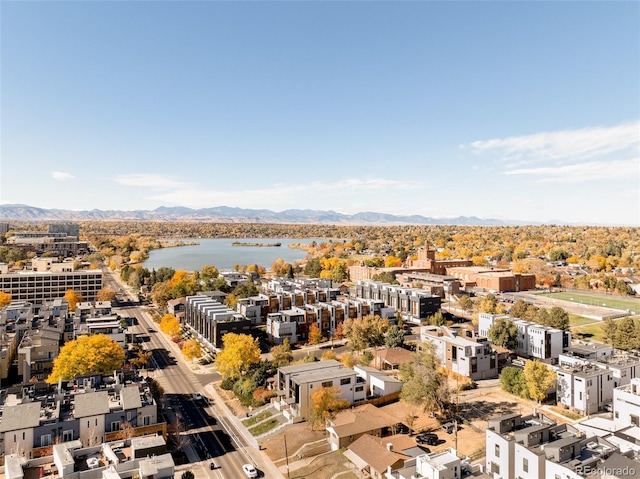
[242,410,272,427]
[568,314,598,327]
[543,292,640,312]
[571,316,639,343]
[249,418,280,436]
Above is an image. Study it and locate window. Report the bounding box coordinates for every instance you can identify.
[63,430,73,442]
[322,381,333,388]
[41,434,52,447]
[523,457,528,473]
[127,411,132,421]
[491,462,500,474]
[143,415,151,426]
[111,421,121,432]
[495,444,500,457]
[340,378,351,385]
[355,386,364,392]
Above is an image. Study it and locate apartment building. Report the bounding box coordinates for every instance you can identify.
[0,262,103,305]
[355,280,441,324]
[485,412,623,479]
[184,295,251,350]
[17,327,60,382]
[420,325,500,380]
[266,308,304,344]
[275,360,367,422]
[479,313,570,363]
[7,229,88,257]
[614,378,640,426]
[0,376,165,463]
[558,347,640,390]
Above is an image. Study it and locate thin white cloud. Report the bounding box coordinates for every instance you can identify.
[115,175,425,210]
[113,174,189,190]
[52,171,75,181]
[503,158,639,183]
[462,121,640,165]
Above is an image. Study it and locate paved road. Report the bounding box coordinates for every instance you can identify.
[107,266,284,478]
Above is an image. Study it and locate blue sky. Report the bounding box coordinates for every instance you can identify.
[1,1,638,225]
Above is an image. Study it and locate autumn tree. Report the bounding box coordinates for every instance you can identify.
[271,338,293,367]
[96,288,117,302]
[0,291,12,308]
[48,334,125,383]
[509,299,530,319]
[487,317,518,351]
[399,344,450,413]
[63,289,83,311]
[343,315,390,351]
[478,294,501,314]
[321,349,339,361]
[308,386,350,430]
[524,360,556,404]
[372,271,399,284]
[130,349,152,372]
[181,339,201,361]
[458,295,474,313]
[160,314,181,337]
[428,311,446,326]
[214,333,261,379]
[308,323,323,346]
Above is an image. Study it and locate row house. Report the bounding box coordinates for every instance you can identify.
[275,360,367,422]
[263,277,333,293]
[76,301,113,320]
[0,377,164,463]
[559,347,640,389]
[485,412,620,479]
[184,295,251,350]
[479,313,570,364]
[420,325,500,380]
[556,364,615,415]
[355,280,441,324]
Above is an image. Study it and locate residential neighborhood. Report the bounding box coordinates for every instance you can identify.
[0,221,639,479]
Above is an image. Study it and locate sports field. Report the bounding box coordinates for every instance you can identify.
[543,292,640,313]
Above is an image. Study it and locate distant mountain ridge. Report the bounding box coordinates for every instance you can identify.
[0,203,517,225]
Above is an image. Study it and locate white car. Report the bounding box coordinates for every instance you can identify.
[242,464,258,478]
[192,392,202,401]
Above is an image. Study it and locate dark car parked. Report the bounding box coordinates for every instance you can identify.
[416,432,439,445]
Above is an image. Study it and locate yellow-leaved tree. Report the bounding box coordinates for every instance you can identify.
[181,339,201,361]
[0,291,12,308]
[63,289,83,311]
[308,386,350,430]
[214,333,260,379]
[160,314,181,337]
[524,360,557,404]
[47,334,125,383]
[96,288,117,302]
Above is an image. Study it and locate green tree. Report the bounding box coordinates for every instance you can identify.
[271,338,293,367]
[546,307,570,330]
[214,333,261,379]
[602,317,617,346]
[614,317,640,351]
[399,345,450,413]
[487,317,518,351]
[524,360,556,404]
[343,315,390,351]
[181,472,195,479]
[48,334,125,383]
[499,367,529,399]
[308,386,350,430]
[510,299,529,319]
[360,350,374,366]
[428,311,446,326]
[304,258,322,277]
[372,271,399,284]
[385,325,405,348]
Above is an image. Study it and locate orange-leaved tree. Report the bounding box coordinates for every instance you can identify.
[309,386,350,430]
[63,289,83,311]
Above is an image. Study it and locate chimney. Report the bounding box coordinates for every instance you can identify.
[386,443,393,452]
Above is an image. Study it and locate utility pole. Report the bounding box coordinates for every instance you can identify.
[284,433,291,479]
[455,374,459,453]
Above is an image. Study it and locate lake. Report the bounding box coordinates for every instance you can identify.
[142,238,324,271]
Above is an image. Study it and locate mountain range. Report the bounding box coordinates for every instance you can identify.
[0,203,523,225]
